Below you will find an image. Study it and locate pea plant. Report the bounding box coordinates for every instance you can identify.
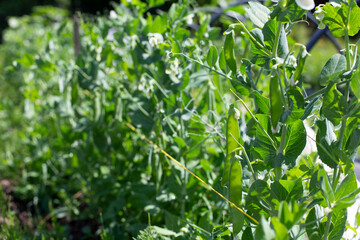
[174,0,360,238]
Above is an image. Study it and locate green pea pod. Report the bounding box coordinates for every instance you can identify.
[222,104,241,186]
[224,30,237,74]
[230,153,244,235]
[270,76,283,129]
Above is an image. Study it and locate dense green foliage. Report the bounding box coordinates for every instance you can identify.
[0,0,359,239]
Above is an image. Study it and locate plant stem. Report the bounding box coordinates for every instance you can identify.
[323,211,333,240]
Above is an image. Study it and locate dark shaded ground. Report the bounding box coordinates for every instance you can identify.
[0,179,100,239]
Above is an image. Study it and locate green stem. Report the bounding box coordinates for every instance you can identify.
[323,211,333,240]
[304,81,348,101]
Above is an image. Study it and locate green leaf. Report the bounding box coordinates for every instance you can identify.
[270,0,306,23]
[322,0,360,38]
[318,168,335,205]
[171,38,181,53]
[253,114,278,167]
[270,217,288,240]
[229,156,244,235]
[283,120,306,167]
[242,227,254,240]
[246,1,270,28]
[321,83,343,126]
[270,76,283,129]
[222,104,241,186]
[255,216,276,240]
[320,54,346,85]
[262,19,288,58]
[328,209,347,240]
[316,119,338,168]
[224,30,237,74]
[207,45,218,68]
[251,91,270,115]
[278,200,307,230]
[285,87,305,124]
[333,171,360,210]
[301,96,321,120]
[246,180,277,219]
[351,71,360,98]
[306,207,324,240]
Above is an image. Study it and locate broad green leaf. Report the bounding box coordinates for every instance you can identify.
[246,180,277,219]
[171,38,181,53]
[222,105,241,186]
[224,30,237,74]
[306,207,324,240]
[328,209,347,240]
[322,0,360,38]
[206,45,218,68]
[262,19,289,58]
[255,216,276,240]
[283,120,306,167]
[285,87,305,124]
[321,83,343,126]
[242,227,254,240]
[270,0,306,23]
[320,54,346,85]
[253,114,278,167]
[318,168,335,205]
[316,119,338,168]
[334,171,360,210]
[301,96,321,120]
[278,200,307,230]
[246,1,270,28]
[351,71,360,98]
[270,217,288,240]
[251,91,270,115]
[229,156,244,235]
[270,76,283,128]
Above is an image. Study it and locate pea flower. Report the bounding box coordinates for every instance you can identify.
[295,0,315,10]
[314,5,326,29]
[148,33,164,48]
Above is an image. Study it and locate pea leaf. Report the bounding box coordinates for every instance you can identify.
[328,209,347,240]
[316,119,338,168]
[320,54,346,86]
[270,0,306,23]
[306,207,324,240]
[253,114,278,167]
[242,227,254,240]
[246,1,270,28]
[251,91,270,115]
[283,120,306,167]
[207,45,218,68]
[321,83,343,126]
[334,171,360,210]
[322,0,360,38]
[351,71,360,98]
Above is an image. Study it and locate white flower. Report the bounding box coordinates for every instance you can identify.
[109,10,118,19]
[314,5,326,29]
[148,33,164,48]
[295,0,315,10]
